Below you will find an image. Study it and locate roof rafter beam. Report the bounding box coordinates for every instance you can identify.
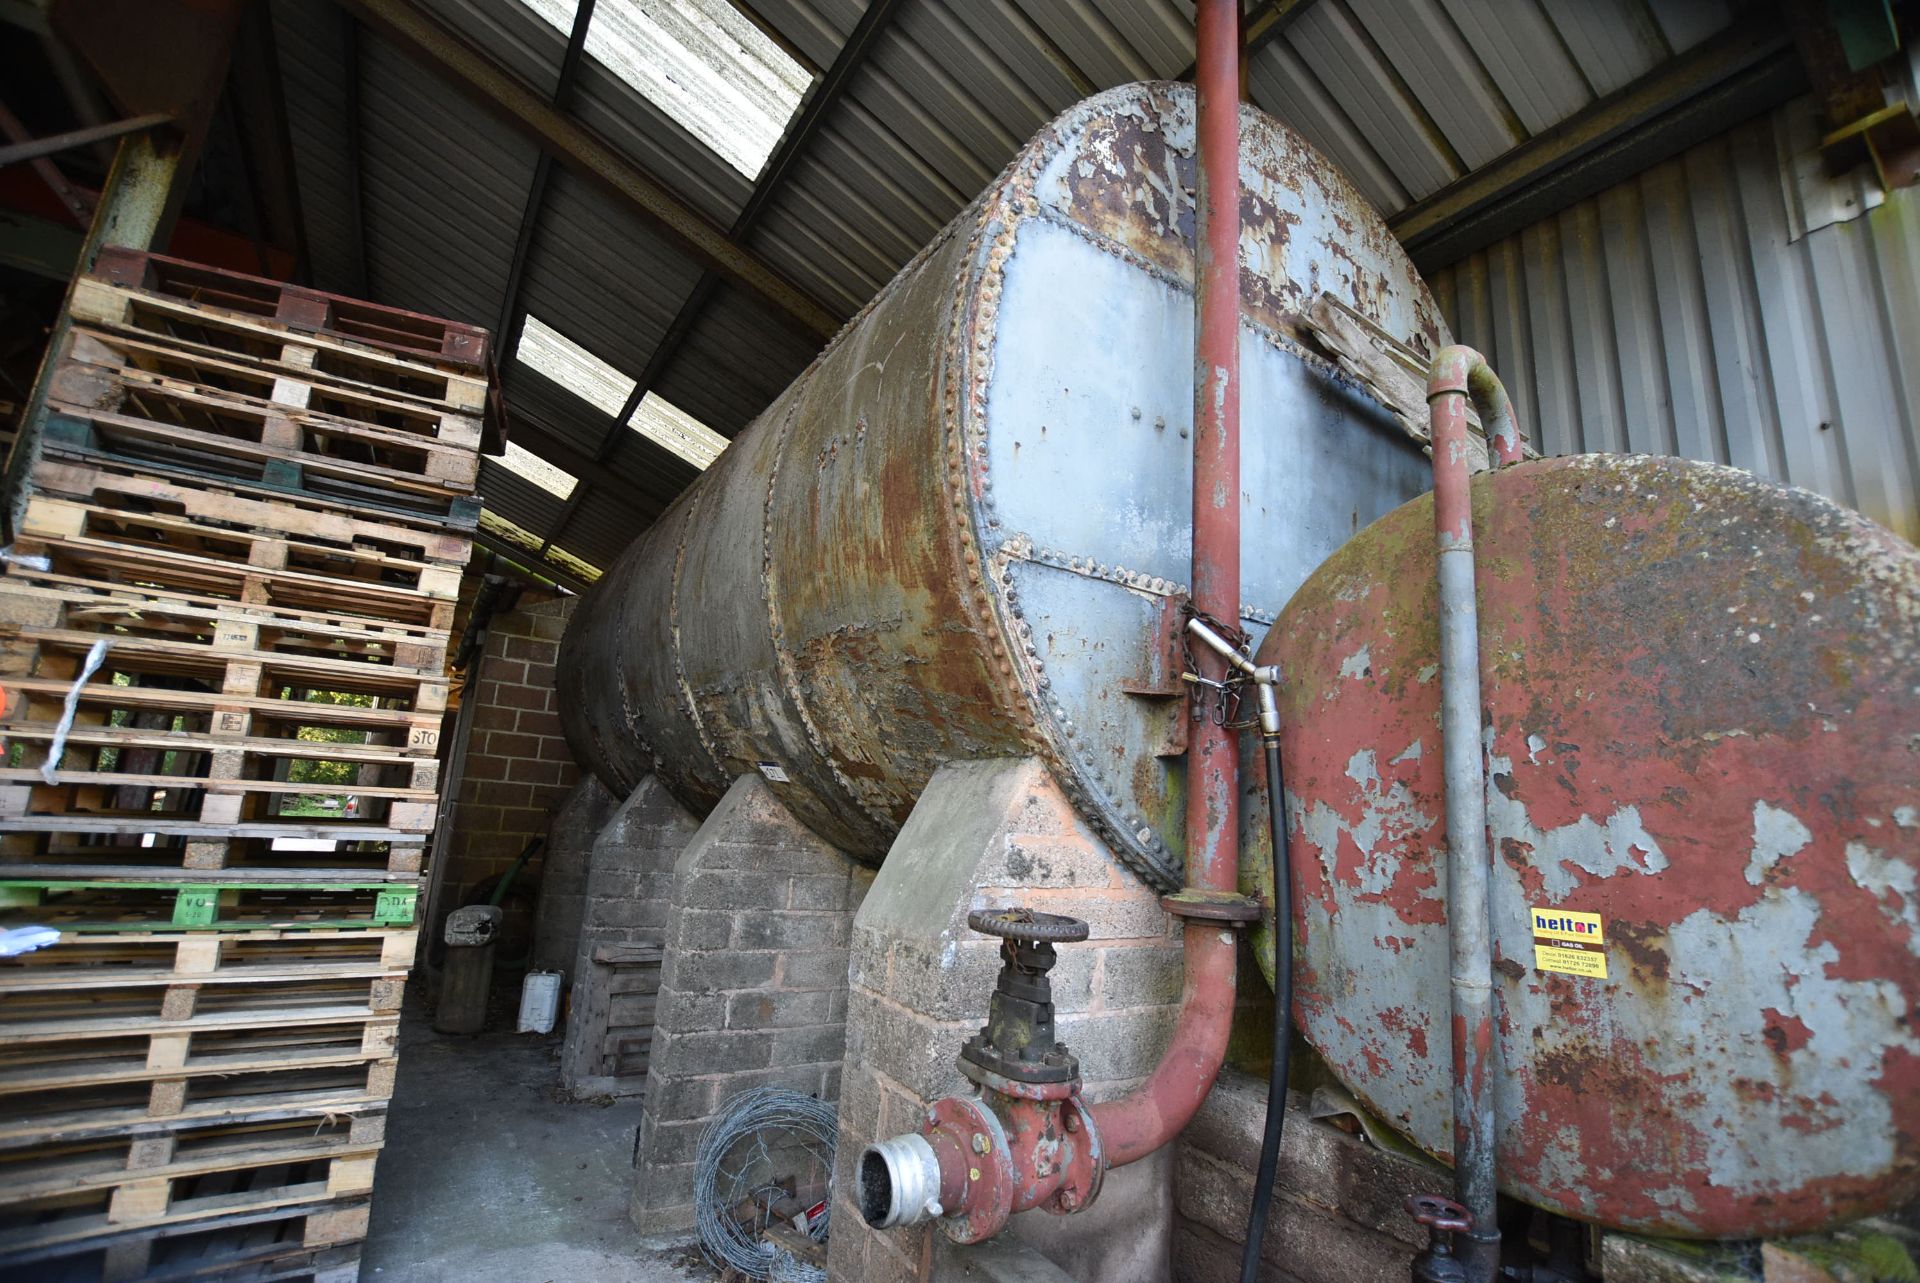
[492,0,597,350]
[538,0,905,556]
[342,0,841,341]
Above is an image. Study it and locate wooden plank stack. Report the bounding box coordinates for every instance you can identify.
[0,248,496,1283]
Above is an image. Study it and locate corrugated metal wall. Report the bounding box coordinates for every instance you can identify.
[1430,96,1920,545]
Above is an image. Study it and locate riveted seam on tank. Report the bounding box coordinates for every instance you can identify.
[667,486,728,781]
[761,399,897,835]
[955,188,1183,893]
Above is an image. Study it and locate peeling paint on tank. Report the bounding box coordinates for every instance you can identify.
[1746,802,1814,886]
[1845,841,1920,947]
[1483,758,1671,898]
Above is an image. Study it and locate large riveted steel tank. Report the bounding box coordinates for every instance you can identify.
[558,82,1444,890]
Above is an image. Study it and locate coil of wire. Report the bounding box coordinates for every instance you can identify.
[693,1087,837,1281]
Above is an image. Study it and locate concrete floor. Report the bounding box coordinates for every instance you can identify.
[361,992,714,1283]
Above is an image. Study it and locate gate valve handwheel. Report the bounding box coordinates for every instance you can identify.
[967,908,1090,943]
[960,907,1087,1087]
[1406,1194,1472,1283]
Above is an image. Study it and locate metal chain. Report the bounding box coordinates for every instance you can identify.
[1179,601,1253,727]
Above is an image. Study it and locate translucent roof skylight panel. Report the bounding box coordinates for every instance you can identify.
[500,441,579,498]
[629,391,729,470]
[514,315,637,420]
[568,67,749,224]
[502,368,617,459]
[522,0,812,178]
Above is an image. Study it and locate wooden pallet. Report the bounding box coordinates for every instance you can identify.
[0,925,416,998]
[35,435,481,532]
[0,1054,393,1151]
[0,1044,396,1140]
[93,245,491,374]
[0,565,446,856]
[0,825,424,876]
[29,456,472,572]
[0,875,418,925]
[59,325,483,453]
[0,1114,377,1269]
[9,496,460,630]
[69,275,486,414]
[38,396,477,521]
[0,992,400,1096]
[0,1198,366,1283]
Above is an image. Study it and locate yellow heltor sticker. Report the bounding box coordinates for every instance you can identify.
[1531,908,1607,979]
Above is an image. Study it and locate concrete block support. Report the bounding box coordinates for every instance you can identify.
[531,776,616,976]
[560,775,700,1097]
[828,758,1184,1283]
[629,773,870,1237]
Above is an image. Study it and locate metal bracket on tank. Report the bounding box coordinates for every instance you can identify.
[1160,888,1261,923]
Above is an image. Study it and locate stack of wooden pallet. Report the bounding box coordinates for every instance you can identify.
[0,249,495,1283]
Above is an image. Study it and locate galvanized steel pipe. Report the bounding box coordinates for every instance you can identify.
[1426,345,1519,1281]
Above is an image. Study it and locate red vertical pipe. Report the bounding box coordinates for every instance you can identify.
[1086,0,1243,1170]
[1186,0,1242,896]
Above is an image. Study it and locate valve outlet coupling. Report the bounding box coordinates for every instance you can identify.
[860,1132,944,1229]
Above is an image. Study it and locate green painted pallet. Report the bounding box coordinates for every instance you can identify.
[0,879,418,930]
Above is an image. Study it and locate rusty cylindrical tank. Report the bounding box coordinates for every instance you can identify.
[1246,452,1920,1238]
[558,82,1442,889]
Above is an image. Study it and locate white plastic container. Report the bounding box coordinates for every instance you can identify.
[517,969,563,1034]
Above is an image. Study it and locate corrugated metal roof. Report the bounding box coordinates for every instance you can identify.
[273,0,1798,584]
[1431,95,1920,545]
[270,2,363,293]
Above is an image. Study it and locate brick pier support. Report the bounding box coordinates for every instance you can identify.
[559,774,700,1098]
[628,773,870,1236]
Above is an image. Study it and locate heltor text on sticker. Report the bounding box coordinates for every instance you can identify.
[1531,907,1607,979]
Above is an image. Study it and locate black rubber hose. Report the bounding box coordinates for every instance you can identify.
[1240,737,1293,1283]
